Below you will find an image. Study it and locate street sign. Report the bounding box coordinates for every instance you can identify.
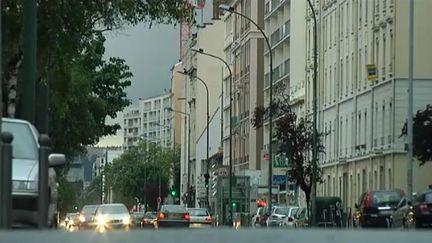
[273,154,288,167]
[366,64,378,80]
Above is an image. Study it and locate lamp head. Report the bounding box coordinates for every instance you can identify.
[219,4,234,12]
[191,47,204,53]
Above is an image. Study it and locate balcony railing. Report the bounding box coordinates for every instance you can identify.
[269,21,290,49]
[264,59,290,89]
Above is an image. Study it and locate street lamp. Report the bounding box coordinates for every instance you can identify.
[191,47,234,224]
[219,4,275,212]
[165,107,192,206]
[177,69,210,207]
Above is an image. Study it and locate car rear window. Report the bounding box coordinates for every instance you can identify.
[145,212,156,218]
[98,205,128,214]
[162,205,187,213]
[188,208,209,216]
[371,191,401,206]
[274,207,291,216]
[425,193,432,203]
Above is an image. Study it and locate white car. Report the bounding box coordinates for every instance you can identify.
[266,206,299,227]
[4,118,66,228]
[94,203,131,231]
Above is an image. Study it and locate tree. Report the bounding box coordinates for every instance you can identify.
[401,104,432,165]
[104,142,180,210]
[1,0,192,158]
[252,94,323,213]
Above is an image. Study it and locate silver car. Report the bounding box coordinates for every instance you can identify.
[4,118,65,227]
[266,206,299,227]
[187,208,212,228]
[94,203,131,231]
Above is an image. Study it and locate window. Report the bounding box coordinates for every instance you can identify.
[380,166,385,190]
[362,169,367,193]
[388,168,392,188]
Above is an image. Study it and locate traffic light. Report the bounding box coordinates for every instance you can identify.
[204,173,210,188]
[169,185,178,197]
[231,202,237,208]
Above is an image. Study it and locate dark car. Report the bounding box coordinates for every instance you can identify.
[131,212,145,228]
[355,189,404,228]
[156,205,190,228]
[141,212,157,228]
[411,190,432,228]
[78,205,99,229]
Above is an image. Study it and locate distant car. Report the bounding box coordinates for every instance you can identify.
[131,212,145,228]
[187,208,212,228]
[3,118,66,228]
[292,207,309,228]
[141,211,157,228]
[156,204,190,228]
[78,205,99,229]
[355,189,404,228]
[94,203,131,231]
[266,206,299,227]
[65,213,79,229]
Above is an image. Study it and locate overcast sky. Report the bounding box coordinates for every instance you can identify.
[96,2,215,147]
[96,23,179,147]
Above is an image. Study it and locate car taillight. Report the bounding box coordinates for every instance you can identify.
[183,213,191,220]
[158,212,167,220]
[288,217,294,222]
[206,216,212,221]
[365,191,372,208]
[419,203,429,213]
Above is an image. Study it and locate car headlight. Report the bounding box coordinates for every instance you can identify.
[122,216,131,225]
[79,215,86,222]
[12,180,37,192]
[96,215,107,226]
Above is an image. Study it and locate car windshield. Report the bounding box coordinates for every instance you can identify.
[162,205,187,213]
[2,121,38,160]
[81,205,98,214]
[372,191,401,206]
[425,192,432,203]
[188,208,209,216]
[274,207,292,216]
[98,205,128,214]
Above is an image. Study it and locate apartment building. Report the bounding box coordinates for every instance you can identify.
[263,0,307,202]
[307,0,432,209]
[222,0,265,177]
[123,93,173,150]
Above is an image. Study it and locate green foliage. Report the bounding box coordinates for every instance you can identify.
[104,142,180,209]
[252,95,323,203]
[401,104,432,165]
[1,0,191,158]
[57,172,77,214]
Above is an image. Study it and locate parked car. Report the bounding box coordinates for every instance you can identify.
[355,189,404,228]
[94,203,131,231]
[64,213,79,229]
[292,207,309,228]
[156,204,190,228]
[187,208,212,228]
[78,205,99,229]
[266,206,299,227]
[411,190,432,228]
[251,207,268,227]
[390,195,412,229]
[4,118,66,228]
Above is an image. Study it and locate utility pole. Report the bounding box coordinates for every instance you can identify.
[21,0,37,123]
[306,0,318,226]
[407,0,414,201]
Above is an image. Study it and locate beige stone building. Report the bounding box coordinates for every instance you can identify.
[305,0,432,209]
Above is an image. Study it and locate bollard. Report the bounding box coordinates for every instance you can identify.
[38,134,50,229]
[0,132,14,229]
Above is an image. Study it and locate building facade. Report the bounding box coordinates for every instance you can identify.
[123,93,173,150]
[307,0,432,209]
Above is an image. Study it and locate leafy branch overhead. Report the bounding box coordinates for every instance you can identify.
[401,104,432,165]
[1,0,191,158]
[252,94,324,204]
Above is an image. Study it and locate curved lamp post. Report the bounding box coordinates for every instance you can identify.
[191,47,234,224]
[219,4,275,212]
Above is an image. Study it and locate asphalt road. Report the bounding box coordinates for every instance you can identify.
[0,229,431,243]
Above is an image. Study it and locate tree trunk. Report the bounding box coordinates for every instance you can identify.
[305,192,311,226]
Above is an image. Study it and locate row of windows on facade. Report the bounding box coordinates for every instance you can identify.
[321,100,394,162]
[320,166,393,205]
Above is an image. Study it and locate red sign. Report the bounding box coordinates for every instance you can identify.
[264,153,270,161]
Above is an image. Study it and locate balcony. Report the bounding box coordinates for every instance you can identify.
[264,59,290,89]
[266,21,290,52]
[265,0,288,19]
